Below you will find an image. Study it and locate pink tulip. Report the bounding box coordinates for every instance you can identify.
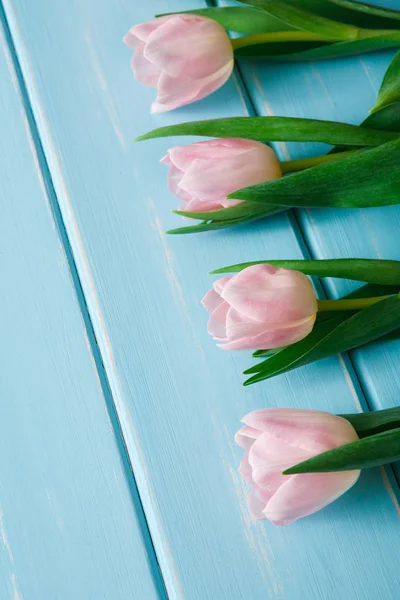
[202,264,317,351]
[123,15,234,113]
[161,139,282,212]
[236,408,360,525]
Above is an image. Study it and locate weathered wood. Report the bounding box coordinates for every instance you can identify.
[0,12,165,600]
[2,0,400,598]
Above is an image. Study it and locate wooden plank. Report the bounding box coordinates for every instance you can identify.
[227,0,400,416]
[4,0,400,598]
[0,14,165,600]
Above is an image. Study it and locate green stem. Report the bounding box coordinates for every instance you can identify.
[231,28,400,52]
[317,295,393,312]
[281,150,356,174]
[231,31,336,51]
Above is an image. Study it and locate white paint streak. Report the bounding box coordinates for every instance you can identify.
[0,510,14,565]
[0,28,20,94]
[380,467,400,518]
[0,511,23,599]
[276,141,291,162]
[145,197,206,362]
[2,26,57,230]
[304,209,326,251]
[250,68,265,98]
[84,30,127,151]
[162,541,185,600]
[147,199,187,308]
[337,355,363,412]
[310,67,336,110]
[361,212,383,259]
[21,110,56,224]
[262,99,276,117]
[113,125,127,150]
[359,59,378,94]
[231,71,249,115]
[224,460,284,598]
[11,574,23,600]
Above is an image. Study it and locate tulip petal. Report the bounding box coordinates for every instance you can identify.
[144,15,233,79]
[226,307,268,341]
[124,17,171,46]
[239,454,253,483]
[201,288,224,314]
[248,487,271,519]
[218,197,246,209]
[221,264,317,323]
[263,471,360,526]
[183,198,223,212]
[131,45,161,87]
[165,163,193,203]
[218,314,316,351]
[252,470,286,494]
[167,140,257,173]
[235,425,260,448]
[242,409,360,450]
[207,301,230,341]
[151,60,233,113]
[178,146,277,202]
[248,432,313,474]
[213,276,232,296]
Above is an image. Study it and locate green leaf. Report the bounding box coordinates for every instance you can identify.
[284,0,400,29]
[243,294,400,385]
[374,328,400,345]
[135,116,399,146]
[159,1,400,32]
[234,33,400,60]
[166,204,284,234]
[330,104,400,154]
[341,407,400,438]
[362,103,400,133]
[283,428,400,473]
[165,213,267,235]
[253,348,286,358]
[173,202,278,222]
[331,0,400,25]
[231,138,400,208]
[210,258,400,285]
[156,7,293,34]
[372,50,400,113]
[233,40,328,58]
[236,0,358,39]
[244,315,350,383]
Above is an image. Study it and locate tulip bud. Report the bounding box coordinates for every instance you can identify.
[123,15,234,113]
[236,408,360,525]
[202,264,317,351]
[161,138,282,212]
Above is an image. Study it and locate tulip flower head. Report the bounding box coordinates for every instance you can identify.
[236,408,360,525]
[202,264,317,351]
[161,138,282,213]
[123,14,234,113]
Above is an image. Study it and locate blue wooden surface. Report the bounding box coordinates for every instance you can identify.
[1,0,400,598]
[0,11,165,600]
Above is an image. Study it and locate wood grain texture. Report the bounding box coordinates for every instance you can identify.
[2,0,400,599]
[0,13,165,600]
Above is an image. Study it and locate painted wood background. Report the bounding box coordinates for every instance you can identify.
[0,0,399,598]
